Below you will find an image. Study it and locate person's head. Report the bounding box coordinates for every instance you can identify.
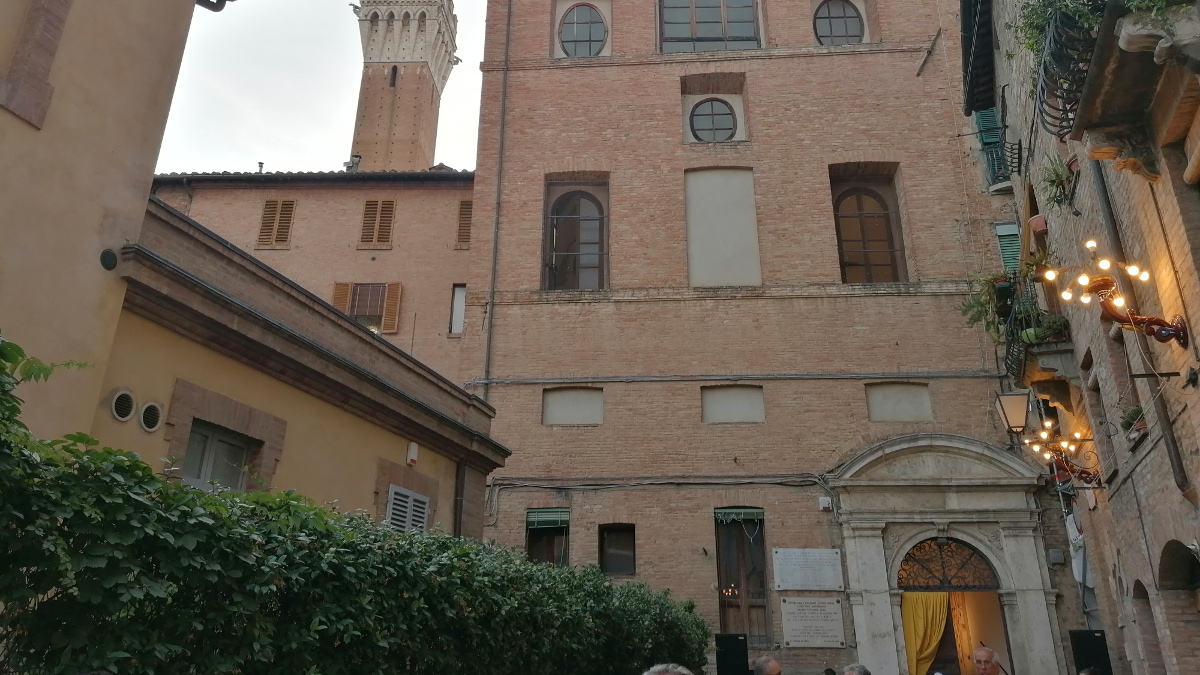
[642,665,694,675]
[752,656,782,675]
[823,669,837,675]
[843,665,871,675]
[974,647,1000,675]
[1078,669,1099,675]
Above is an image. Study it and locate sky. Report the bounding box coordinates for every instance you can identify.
[155,0,486,175]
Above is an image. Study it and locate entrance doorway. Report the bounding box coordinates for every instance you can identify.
[898,538,1013,675]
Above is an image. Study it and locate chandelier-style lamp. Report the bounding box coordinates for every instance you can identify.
[1040,240,1188,348]
[1018,416,1101,485]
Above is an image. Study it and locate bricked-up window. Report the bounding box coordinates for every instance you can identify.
[332,282,402,333]
[181,421,254,492]
[830,163,907,283]
[661,0,759,52]
[701,385,765,423]
[599,524,636,576]
[545,184,608,290]
[813,0,864,45]
[256,200,296,247]
[865,382,933,421]
[542,387,604,425]
[686,169,762,287]
[456,200,473,249]
[359,200,395,246]
[715,507,769,646]
[527,508,570,565]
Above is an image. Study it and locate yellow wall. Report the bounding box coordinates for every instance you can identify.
[1,0,195,439]
[91,311,459,528]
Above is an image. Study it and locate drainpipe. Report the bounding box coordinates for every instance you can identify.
[1087,158,1196,503]
[480,0,514,403]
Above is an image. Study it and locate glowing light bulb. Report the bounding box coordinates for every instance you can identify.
[1099,259,1112,270]
[1044,269,1058,281]
[1040,431,1049,439]
[1080,293,1092,304]
[1077,274,1090,285]
[1032,444,1042,452]
[1062,290,1073,301]
[1069,444,1077,451]
[1044,420,1054,428]
[1139,271,1150,281]
[1074,432,1082,439]
[1114,296,1126,307]
[1043,452,1053,460]
[1023,438,1030,444]
[1061,441,1069,447]
[1085,240,1098,250]
[1126,265,1140,276]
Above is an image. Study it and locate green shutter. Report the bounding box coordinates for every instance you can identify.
[714,507,765,524]
[995,223,1021,272]
[975,107,1003,145]
[527,507,570,529]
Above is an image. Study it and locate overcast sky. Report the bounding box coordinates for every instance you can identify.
[156,0,486,175]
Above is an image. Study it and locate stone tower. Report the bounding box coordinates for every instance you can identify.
[350,0,458,172]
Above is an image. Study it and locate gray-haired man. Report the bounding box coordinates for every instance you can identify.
[843,665,871,675]
[974,647,1001,675]
[752,655,782,675]
[642,665,694,675]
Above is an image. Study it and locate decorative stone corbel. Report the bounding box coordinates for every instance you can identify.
[1084,126,1162,182]
[1117,4,1200,65]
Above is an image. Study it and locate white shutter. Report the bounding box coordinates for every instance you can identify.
[386,484,430,532]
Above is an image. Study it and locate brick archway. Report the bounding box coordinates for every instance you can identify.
[1156,541,1200,673]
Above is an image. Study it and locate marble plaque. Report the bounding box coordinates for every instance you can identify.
[772,548,844,591]
[780,597,846,648]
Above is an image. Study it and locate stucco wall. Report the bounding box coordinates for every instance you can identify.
[0,0,195,439]
[91,310,459,528]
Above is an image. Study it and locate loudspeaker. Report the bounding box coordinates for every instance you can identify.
[1070,629,1114,675]
[714,633,750,675]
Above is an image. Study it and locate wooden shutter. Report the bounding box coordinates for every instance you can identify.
[380,282,402,333]
[257,200,280,245]
[360,201,380,244]
[974,107,1003,145]
[376,200,395,243]
[456,200,473,249]
[331,282,352,313]
[274,200,296,243]
[386,485,430,532]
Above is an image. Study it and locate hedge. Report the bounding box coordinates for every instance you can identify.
[0,335,709,675]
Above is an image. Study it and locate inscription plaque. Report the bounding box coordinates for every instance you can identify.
[780,597,846,648]
[772,548,844,591]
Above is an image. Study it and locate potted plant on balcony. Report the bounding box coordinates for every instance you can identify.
[1120,406,1148,435]
[1040,154,1073,208]
[1018,311,1071,344]
[961,273,1016,342]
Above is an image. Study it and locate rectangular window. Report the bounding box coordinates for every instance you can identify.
[527,508,570,565]
[359,200,395,247]
[182,421,253,492]
[600,524,636,576]
[830,163,907,283]
[715,508,769,646]
[456,200,473,249]
[974,107,1010,186]
[385,484,430,532]
[701,385,765,423]
[661,0,760,53]
[256,199,296,247]
[545,182,608,290]
[332,282,401,333]
[865,382,933,421]
[994,222,1021,272]
[542,387,604,425]
[449,284,467,334]
[685,168,762,287]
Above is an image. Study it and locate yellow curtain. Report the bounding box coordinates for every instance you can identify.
[902,591,948,675]
[949,592,974,675]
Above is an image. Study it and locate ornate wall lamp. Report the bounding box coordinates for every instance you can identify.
[995,390,1101,485]
[1039,239,1188,348]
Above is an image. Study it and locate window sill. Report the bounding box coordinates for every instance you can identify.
[542,423,602,428]
[454,243,470,250]
[686,139,752,147]
[357,243,393,250]
[255,243,290,250]
[447,333,463,339]
[703,421,765,425]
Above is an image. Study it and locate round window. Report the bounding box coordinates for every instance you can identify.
[560,4,607,57]
[690,98,737,143]
[814,0,864,46]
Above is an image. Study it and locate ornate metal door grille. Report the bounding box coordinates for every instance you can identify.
[897,538,999,591]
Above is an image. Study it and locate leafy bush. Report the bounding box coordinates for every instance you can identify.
[0,335,708,675]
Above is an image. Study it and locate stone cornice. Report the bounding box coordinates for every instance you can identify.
[482,280,974,306]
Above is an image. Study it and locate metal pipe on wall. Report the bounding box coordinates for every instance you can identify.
[1087,158,1195,502]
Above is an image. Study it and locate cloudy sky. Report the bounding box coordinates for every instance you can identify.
[156,0,486,174]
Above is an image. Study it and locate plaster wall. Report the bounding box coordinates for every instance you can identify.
[0,0,195,439]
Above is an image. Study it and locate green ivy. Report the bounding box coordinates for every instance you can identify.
[0,333,708,675]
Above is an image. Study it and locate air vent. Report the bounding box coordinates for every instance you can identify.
[140,402,163,432]
[111,391,136,422]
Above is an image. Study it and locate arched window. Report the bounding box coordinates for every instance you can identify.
[814,0,864,46]
[402,12,411,29]
[897,538,999,591]
[690,98,737,142]
[389,65,398,87]
[546,191,606,290]
[368,10,380,26]
[385,11,394,25]
[560,4,608,57]
[834,187,900,283]
[417,12,426,32]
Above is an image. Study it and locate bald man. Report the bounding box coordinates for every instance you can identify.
[751,656,782,675]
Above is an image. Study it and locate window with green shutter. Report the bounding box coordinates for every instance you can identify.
[975,107,1009,186]
[527,508,569,565]
[994,223,1021,272]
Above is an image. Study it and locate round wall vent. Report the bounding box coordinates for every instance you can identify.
[111,391,136,422]
[140,402,164,432]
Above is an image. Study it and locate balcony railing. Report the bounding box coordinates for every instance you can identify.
[1036,10,1099,140]
[1003,277,1072,380]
